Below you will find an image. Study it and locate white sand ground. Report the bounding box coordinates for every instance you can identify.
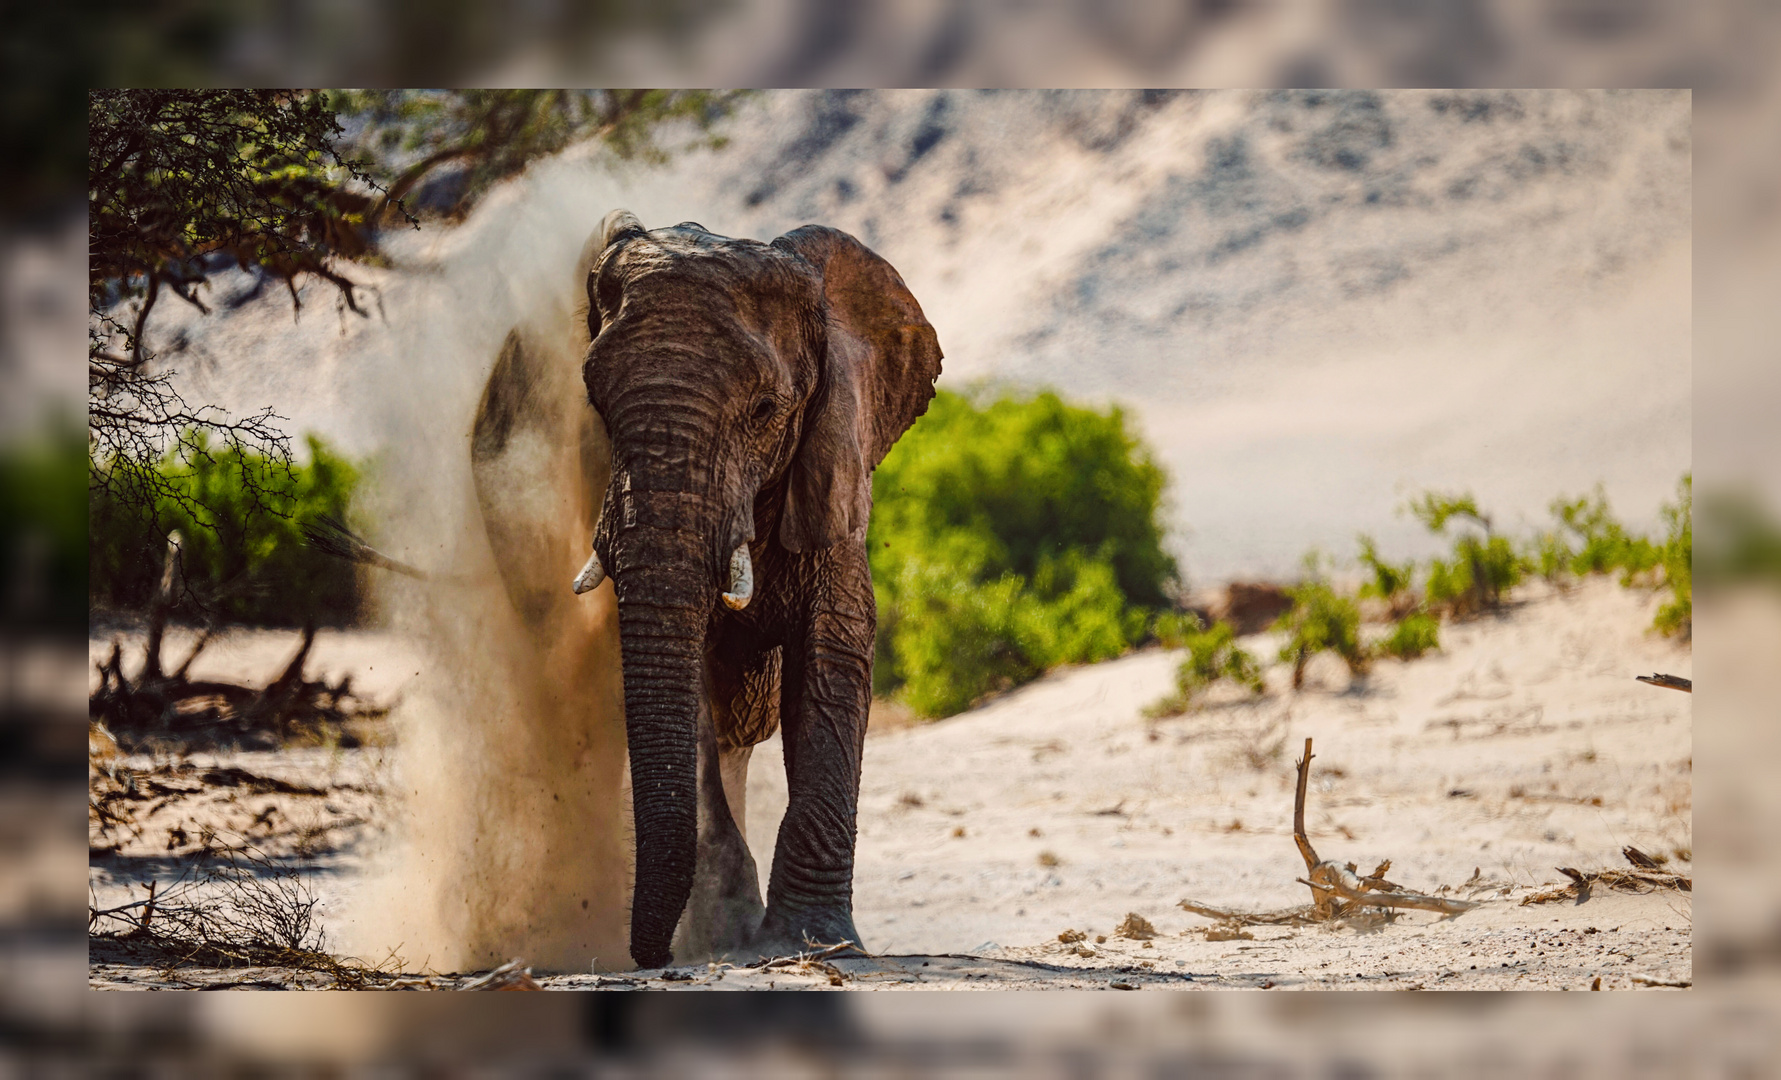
[89,576,1691,990]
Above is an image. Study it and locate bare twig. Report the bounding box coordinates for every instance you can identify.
[1636,673,1691,693]
[1295,870,1479,916]
[1177,899,1316,926]
[1521,866,1690,905]
[459,958,542,991]
[302,514,473,584]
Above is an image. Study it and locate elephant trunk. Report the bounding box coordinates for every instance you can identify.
[611,524,714,969]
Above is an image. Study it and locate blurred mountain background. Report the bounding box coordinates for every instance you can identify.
[139,88,1690,586]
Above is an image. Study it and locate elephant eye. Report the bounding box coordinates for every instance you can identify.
[750,396,777,424]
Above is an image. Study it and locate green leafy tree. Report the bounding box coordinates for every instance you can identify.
[89,89,405,531]
[335,90,752,220]
[870,388,1178,717]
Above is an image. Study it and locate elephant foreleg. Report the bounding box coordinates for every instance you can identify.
[756,546,873,956]
[673,692,765,962]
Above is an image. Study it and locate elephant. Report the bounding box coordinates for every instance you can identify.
[470,210,943,969]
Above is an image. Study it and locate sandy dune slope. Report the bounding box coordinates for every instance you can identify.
[90,576,1689,990]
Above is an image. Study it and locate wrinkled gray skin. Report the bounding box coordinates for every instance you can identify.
[471,211,942,969]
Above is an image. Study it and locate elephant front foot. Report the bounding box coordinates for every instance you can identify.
[752,904,865,960]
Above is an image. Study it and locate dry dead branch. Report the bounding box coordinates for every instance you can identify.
[1520,865,1691,906]
[1291,738,1478,918]
[1179,738,1477,928]
[302,514,475,585]
[1629,973,1692,988]
[460,958,543,990]
[1635,673,1691,693]
[88,836,402,989]
[1176,899,1318,926]
[90,621,386,753]
[1294,867,1481,916]
[91,534,387,751]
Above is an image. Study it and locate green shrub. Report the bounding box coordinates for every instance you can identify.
[1552,486,1660,583]
[1377,611,1441,660]
[1145,617,1265,717]
[0,421,89,634]
[90,432,365,625]
[1408,490,1520,615]
[870,388,1178,717]
[1149,609,1206,649]
[1404,491,1489,534]
[1523,529,1573,583]
[1274,563,1367,689]
[1653,474,1691,639]
[879,550,1142,718]
[1356,533,1415,611]
[1423,534,1522,616]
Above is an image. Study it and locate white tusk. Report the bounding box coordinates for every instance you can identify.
[721,545,753,610]
[571,547,606,595]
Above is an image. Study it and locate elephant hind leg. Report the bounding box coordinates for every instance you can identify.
[719,746,752,844]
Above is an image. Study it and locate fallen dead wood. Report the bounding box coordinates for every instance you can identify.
[90,532,388,752]
[1635,673,1692,693]
[1291,738,1478,919]
[459,958,543,991]
[1293,869,1481,916]
[1179,737,1478,928]
[92,622,386,752]
[87,837,403,990]
[1629,973,1692,988]
[1520,862,1692,906]
[1176,899,1318,926]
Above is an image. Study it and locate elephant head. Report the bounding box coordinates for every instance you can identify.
[575,211,941,968]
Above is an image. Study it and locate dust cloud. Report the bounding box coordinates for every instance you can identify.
[333,170,647,974]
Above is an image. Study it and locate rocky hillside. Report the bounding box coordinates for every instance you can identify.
[152,90,1691,583]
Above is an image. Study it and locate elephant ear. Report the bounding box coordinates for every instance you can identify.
[772,225,943,552]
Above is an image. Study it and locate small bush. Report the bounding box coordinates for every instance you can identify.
[1356,533,1415,614]
[1552,487,1660,584]
[1148,609,1205,649]
[1377,611,1441,660]
[90,432,365,625]
[1274,564,1367,689]
[1523,528,1572,583]
[1408,490,1520,615]
[1653,474,1691,639]
[1424,534,1522,616]
[1145,617,1264,717]
[880,550,1144,719]
[0,421,88,634]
